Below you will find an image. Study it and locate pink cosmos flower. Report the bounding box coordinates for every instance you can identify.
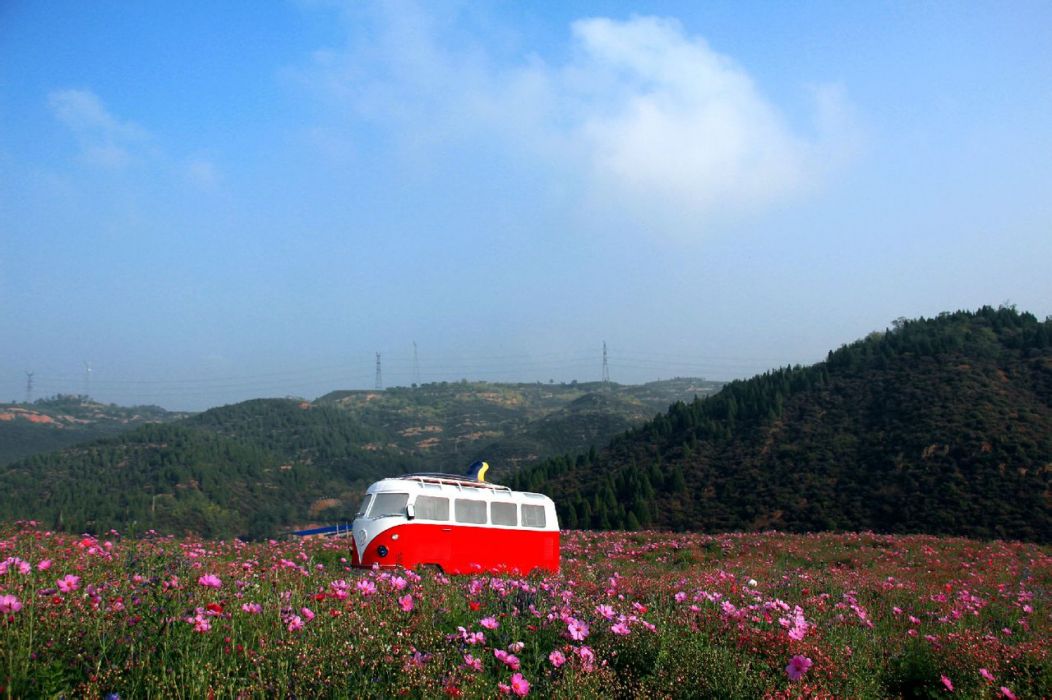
[786,655,813,681]
[241,602,262,614]
[57,574,81,593]
[674,591,687,603]
[463,653,483,672]
[508,641,524,653]
[390,576,407,591]
[197,574,222,589]
[37,559,52,571]
[941,675,954,692]
[1000,687,1016,699]
[399,594,414,612]
[193,616,211,633]
[0,594,22,614]
[300,606,315,622]
[596,604,616,620]
[494,649,521,670]
[510,673,530,697]
[575,646,595,673]
[549,650,566,668]
[611,621,631,635]
[356,579,376,596]
[567,617,589,641]
[979,668,994,682]
[287,615,304,632]
[480,616,499,630]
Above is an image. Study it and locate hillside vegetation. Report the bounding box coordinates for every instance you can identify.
[512,307,1052,542]
[0,380,718,537]
[0,395,185,466]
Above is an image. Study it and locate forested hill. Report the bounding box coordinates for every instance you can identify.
[0,395,186,466]
[0,400,421,538]
[511,307,1052,542]
[0,381,720,538]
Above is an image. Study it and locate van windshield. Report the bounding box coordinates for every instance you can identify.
[369,492,409,518]
[355,494,373,517]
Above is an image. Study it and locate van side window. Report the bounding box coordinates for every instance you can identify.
[491,501,517,526]
[414,495,450,521]
[454,498,487,524]
[522,504,546,528]
[370,493,409,518]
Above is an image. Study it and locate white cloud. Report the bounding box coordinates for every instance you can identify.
[572,17,820,224]
[298,7,858,237]
[48,89,151,169]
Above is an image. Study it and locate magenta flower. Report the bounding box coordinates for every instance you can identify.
[674,591,687,603]
[241,602,262,614]
[480,616,499,630]
[0,594,22,614]
[786,655,813,681]
[567,617,589,641]
[287,615,304,632]
[398,594,414,612]
[494,649,521,670]
[596,604,616,620]
[980,668,995,682]
[610,621,631,635]
[549,650,566,668]
[300,606,315,622]
[37,559,52,571]
[510,673,530,697]
[1000,687,1017,699]
[356,579,376,596]
[197,574,222,589]
[940,675,954,692]
[57,574,81,593]
[575,645,596,673]
[462,653,483,672]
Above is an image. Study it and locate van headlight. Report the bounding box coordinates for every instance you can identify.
[377,545,389,558]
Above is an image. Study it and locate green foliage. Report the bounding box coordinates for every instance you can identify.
[514,306,1052,542]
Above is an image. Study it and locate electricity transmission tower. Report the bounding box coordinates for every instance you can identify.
[83,361,92,397]
[375,352,383,390]
[602,342,610,383]
[24,371,34,404]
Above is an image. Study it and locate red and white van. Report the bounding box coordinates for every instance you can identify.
[349,472,560,575]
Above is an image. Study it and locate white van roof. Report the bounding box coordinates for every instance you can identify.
[369,473,553,503]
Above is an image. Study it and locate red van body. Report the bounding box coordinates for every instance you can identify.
[349,474,559,575]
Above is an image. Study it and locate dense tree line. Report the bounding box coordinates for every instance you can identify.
[512,307,1052,542]
[0,400,422,538]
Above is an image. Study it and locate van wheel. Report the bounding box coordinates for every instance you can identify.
[419,563,444,575]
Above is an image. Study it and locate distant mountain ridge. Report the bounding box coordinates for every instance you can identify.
[0,395,187,466]
[512,307,1052,542]
[0,379,721,537]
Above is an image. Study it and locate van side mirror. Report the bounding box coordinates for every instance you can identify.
[406,503,415,520]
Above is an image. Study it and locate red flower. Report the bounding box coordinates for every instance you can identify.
[469,601,481,611]
[206,602,224,615]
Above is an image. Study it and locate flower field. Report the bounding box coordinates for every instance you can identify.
[1,523,1049,698]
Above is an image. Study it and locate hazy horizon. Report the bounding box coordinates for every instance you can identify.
[3,2,1051,410]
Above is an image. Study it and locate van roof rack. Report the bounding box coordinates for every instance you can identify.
[396,473,512,492]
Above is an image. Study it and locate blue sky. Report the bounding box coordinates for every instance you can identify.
[2,1,1050,410]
